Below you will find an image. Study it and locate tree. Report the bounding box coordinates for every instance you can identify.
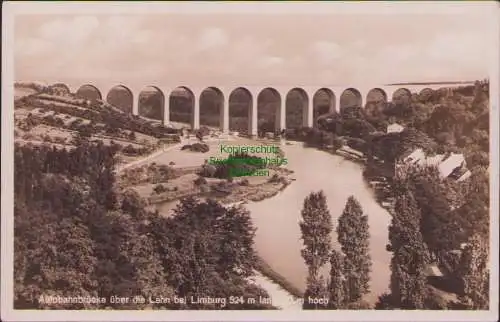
[412,170,461,256]
[387,188,429,309]
[328,250,345,309]
[303,275,328,310]
[458,234,489,310]
[299,191,332,309]
[336,196,371,304]
[300,191,332,278]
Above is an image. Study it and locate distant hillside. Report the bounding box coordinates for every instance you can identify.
[14,83,182,166]
[386,81,478,86]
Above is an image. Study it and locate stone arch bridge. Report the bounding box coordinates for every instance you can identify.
[51,81,472,136]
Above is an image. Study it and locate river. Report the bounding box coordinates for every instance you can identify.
[157,141,392,304]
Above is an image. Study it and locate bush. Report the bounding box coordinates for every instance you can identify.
[190,143,209,153]
[212,152,265,179]
[194,176,208,186]
[181,143,210,153]
[268,174,281,183]
[199,164,217,177]
[153,184,167,194]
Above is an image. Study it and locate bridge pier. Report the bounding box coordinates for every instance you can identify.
[192,92,200,130]
[220,94,230,134]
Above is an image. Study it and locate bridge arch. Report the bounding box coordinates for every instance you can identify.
[365,88,388,115]
[200,87,224,129]
[419,88,433,96]
[340,88,363,113]
[285,87,309,129]
[257,87,281,136]
[76,84,102,101]
[392,88,412,106]
[418,87,434,101]
[313,88,336,125]
[138,86,165,121]
[366,88,388,104]
[169,86,195,129]
[50,83,71,94]
[228,87,253,134]
[107,85,134,114]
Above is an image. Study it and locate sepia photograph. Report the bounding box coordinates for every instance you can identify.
[1,1,499,321]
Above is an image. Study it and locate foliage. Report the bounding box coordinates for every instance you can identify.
[153,184,167,194]
[302,275,329,310]
[299,191,332,310]
[457,234,489,310]
[149,198,272,309]
[181,143,209,153]
[300,191,333,277]
[411,169,463,255]
[387,186,429,309]
[14,142,273,310]
[328,250,345,309]
[208,152,267,179]
[336,196,371,304]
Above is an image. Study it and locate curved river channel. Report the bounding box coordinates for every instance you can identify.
[158,142,392,304]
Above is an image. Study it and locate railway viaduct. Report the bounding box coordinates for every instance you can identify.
[46,81,472,135]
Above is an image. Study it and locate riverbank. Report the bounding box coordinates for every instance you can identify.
[118,135,303,308]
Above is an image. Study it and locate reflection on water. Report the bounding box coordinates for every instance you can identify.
[157,143,392,303]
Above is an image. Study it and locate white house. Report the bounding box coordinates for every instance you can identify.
[387,123,405,133]
[401,149,470,181]
[438,153,467,178]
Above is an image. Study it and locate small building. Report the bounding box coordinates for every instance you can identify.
[402,148,426,164]
[387,123,404,133]
[400,149,470,182]
[438,153,466,178]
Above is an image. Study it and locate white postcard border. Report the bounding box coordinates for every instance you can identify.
[2,1,499,321]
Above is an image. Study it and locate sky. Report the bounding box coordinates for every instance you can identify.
[13,5,496,87]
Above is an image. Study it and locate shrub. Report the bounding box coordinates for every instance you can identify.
[194,176,208,186]
[153,184,167,194]
[268,174,281,183]
[181,143,209,153]
[190,143,209,153]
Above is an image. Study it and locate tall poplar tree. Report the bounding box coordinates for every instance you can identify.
[387,187,429,309]
[300,190,332,309]
[336,196,372,304]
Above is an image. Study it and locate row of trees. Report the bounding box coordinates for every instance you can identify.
[300,191,372,309]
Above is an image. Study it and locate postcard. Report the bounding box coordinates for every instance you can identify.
[2,1,498,321]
